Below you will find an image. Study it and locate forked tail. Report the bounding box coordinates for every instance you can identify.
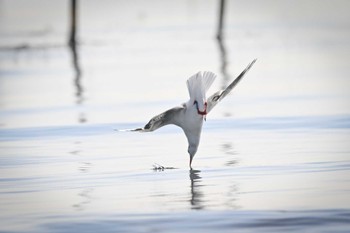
[186,71,216,111]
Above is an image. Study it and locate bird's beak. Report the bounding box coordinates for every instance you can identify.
[189,156,193,170]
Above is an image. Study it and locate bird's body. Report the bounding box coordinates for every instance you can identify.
[119,59,257,169]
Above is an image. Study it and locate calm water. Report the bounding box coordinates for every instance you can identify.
[1,0,350,232]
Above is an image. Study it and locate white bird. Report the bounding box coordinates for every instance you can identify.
[119,59,256,169]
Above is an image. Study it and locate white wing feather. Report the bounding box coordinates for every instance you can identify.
[186,71,216,110]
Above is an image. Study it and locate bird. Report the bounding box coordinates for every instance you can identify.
[118,59,257,169]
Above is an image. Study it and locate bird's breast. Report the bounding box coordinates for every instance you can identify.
[183,106,204,130]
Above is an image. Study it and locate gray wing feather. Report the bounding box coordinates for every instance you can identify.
[207,59,257,113]
[142,106,185,132]
[116,105,185,132]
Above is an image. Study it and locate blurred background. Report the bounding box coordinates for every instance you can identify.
[1,0,349,128]
[1,1,350,232]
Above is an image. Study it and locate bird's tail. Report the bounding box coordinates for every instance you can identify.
[186,71,216,111]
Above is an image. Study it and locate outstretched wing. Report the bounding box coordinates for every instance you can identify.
[117,105,185,132]
[207,59,257,113]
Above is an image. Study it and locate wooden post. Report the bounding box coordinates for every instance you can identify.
[69,0,77,47]
[217,0,225,40]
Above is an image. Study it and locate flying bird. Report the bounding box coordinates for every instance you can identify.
[119,59,257,169]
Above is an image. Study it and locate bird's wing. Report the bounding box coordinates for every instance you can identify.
[116,105,185,132]
[207,59,257,113]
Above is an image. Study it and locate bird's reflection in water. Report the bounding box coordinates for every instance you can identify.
[189,169,204,210]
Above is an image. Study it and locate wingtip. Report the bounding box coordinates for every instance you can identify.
[114,128,144,132]
[245,58,257,71]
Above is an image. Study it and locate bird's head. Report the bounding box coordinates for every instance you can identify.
[193,100,207,116]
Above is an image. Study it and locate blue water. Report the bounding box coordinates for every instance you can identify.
[2,114,350,141]
[1,118,350,232]
[11,210,350,233]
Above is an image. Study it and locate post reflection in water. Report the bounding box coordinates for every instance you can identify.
[216,0,231,89]
[68,0,86,123]
[69,22,84,107]
[216,0,233,118]
[222,142,240,167]
[70,41,83,105]
[68,0,91,211]
[189,169,204,210]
